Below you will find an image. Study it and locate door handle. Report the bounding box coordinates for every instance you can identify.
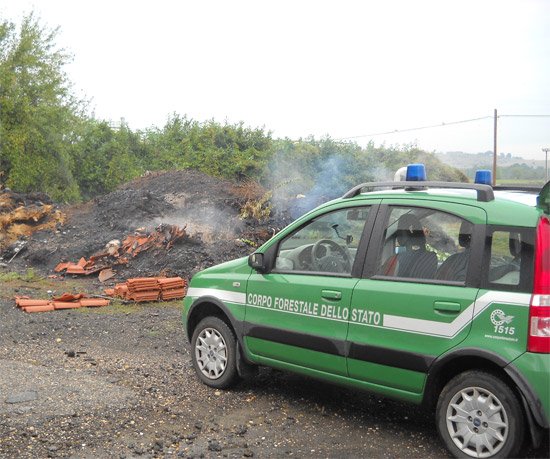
[322,290,342,300]
[434,301,461,313]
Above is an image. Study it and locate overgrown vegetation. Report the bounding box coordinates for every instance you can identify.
[0,268,39,282]
[1,13,468,205]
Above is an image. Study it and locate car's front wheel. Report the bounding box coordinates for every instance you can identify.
[191,316,239,389]
[436,370,524,458]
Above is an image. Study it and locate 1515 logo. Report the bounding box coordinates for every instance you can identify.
[490,309,515,335]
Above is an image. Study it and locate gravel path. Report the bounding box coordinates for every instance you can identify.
[1,279,548,458]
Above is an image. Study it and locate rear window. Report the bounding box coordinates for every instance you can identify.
[482,226,535,293]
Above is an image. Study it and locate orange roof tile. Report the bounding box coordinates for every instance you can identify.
[53,301,81,310]
[22,304,55,313]
[80,298,110,307]
[66,264,86,274]
[17,299,51,307]
[54,262,70,272]
[52,292,85,302]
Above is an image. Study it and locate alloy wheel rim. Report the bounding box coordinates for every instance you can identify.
[446,386,509,458]
[195,327,228,379]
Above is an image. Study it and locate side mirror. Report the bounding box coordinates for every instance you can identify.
[248,253,265,270]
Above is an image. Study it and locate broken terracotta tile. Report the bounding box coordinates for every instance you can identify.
[52,292,85,302]
[54,262,70,272]
[89,252,109,262]
[66,264,86,274]
[113,283,129,298]
[98,268,116,283]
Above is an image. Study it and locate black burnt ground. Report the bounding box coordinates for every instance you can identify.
[4,170,288,280]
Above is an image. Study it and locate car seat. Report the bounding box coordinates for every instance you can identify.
[490,232,522,284]
[394,214,438,279]
[435,221,473,282]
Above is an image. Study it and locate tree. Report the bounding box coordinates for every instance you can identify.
[0,13,86,201]
[70,119,154,200]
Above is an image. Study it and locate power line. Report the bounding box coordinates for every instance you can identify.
[333,114,550,142]
[498,114,550,118]
[334,116,493,141]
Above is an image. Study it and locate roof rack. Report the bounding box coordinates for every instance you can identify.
[342,181,495,202]
[493,185,542,194]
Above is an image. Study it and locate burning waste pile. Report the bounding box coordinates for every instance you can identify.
[52,224,188,277]
[0,170,295,284]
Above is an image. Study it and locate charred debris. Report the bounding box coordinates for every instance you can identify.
[0,170,301,283]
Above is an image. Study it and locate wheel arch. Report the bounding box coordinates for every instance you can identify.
[424,347,548,448]
[424,348,515,410]
[186,296,255,370]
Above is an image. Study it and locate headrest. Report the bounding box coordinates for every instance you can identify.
[396,214,425,249]
[458,220,473,248]
[509,232,521,257]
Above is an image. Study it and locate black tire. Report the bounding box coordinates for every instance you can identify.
[190,316,239,389]
[436,370,524,458]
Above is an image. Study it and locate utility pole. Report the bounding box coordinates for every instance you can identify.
[543,148,550,182]
[493,109,498,186]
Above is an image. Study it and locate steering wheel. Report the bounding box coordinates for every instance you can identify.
[312,239,352,273]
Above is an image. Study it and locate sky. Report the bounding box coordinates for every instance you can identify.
[1,0,549,160]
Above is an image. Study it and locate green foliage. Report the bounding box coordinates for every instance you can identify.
[141,115,273,181]
[71,121,145,200]
[0,14,468,204]
[0,13,85,202]
[464,163,546,182]
[0,268,38,282]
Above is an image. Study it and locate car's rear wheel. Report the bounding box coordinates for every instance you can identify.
[191,316,239,389]
[436,370,524,458]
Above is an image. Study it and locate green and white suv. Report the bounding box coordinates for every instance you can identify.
[183,165,550,458]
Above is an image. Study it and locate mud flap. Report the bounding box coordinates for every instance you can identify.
[520,393,544,449]
[236,342,258,379]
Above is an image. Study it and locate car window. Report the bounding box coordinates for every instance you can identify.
[275,206,370,275]
[481,226,535,293]
[375,206,473,282]
[488,231,522,285]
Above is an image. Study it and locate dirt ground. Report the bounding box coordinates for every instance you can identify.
[0,171,549,458]
[1,277,549,458]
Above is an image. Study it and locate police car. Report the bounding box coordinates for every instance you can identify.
[183,164,550,458]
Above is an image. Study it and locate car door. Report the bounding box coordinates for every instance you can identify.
[244,204,375,376]
[347,201,486,393]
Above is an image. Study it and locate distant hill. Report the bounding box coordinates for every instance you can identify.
[436,151,547,183]
[436,151,545,170]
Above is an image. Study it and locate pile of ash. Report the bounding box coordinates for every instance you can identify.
[1,170,300,281]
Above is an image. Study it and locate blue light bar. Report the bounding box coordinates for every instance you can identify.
[475,170,492,185]
[406,164,426,181]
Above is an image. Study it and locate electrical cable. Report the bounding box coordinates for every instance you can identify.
[334,114,550,142]
[498,114,550,118]
[334,116,493,141]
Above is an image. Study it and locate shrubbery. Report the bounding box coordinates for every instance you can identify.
[1,14,467,204]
